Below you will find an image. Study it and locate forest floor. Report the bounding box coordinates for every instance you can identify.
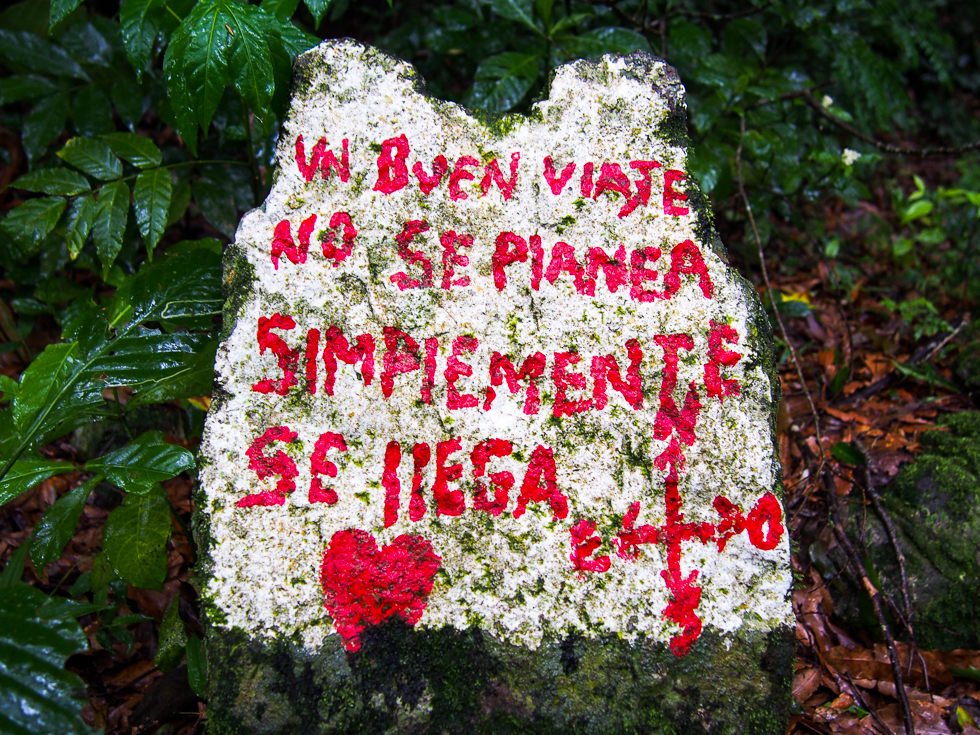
[0,157,977,735]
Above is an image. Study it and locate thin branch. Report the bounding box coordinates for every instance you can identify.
[735,116,824,453]
[834,313,969,406]
[681,0,774,21]
[802,89,980,157]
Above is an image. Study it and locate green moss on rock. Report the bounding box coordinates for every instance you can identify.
[205,620,793,735]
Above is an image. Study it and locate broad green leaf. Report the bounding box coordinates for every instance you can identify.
[560,27,651,58]
[0,543,30,587]
[94,180,131,272]
[186,634,207,696]
[13,342,101,439]
[0,29,89,81]
[901,198,933,225]
[103,486,172,589]
[30,476,99,572]
[155,597,188,673]
[50,0,85,29]
[58,138,123,181]
[89,552,115,591]
[60,21,115,68]
[223,2,276,123]
[65,195,98,258]
[0,457,73,507]
[120,0,164,80]
[129,339,218,407]
[535,0,555,27]
[86,441,194,494]
[489,0,539,33]
[101,132,162,168]
[262,0,299,22]
[466,52,541,112]
[111,78,145,130]
[303,0,333,28]
[72,86,115,137]
[167,177,192,226]
[0,75,59,105]
[275,20,319,57]
[169,0,234,136]
[12,168,90,196]
[162,25,197,155]
[134,168,172,253]
[831,441,864,465]
[0,251,221,493]
[0,197,66,248]
[0,585,93,735]
[23,93,70,162]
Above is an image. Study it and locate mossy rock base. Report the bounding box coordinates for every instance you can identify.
[837,411,980,650]
[205,622,793,735]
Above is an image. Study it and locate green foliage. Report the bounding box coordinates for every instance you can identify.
[0,584,94,734]
[0,0,977,725]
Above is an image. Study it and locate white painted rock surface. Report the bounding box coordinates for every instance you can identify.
[199,39,791,664]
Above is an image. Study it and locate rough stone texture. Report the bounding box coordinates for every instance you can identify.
[838,411,980,651]
[197,39,793,733]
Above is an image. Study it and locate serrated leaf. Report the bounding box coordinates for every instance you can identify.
[466,52,541,112]
[489,0,539,33]
[134,169,172,253]
[65,195,98,258]
[303,0,333,28]
[58,138,124,181]
[50,0,85,30]
[23,93,70,163]
[120,0,164,80]
[831,441,864,465]
[72,86,115,137]
[223,3,276,123]
[0,585,93,735]
[86,441,194,494]
[13,168,90,196]
[30,476,98,572]
[12,342,100,438]
[186,633,207,696]
[0,458,73,507]
[0,29,89,81]
[155,597,188,673]
[94,180,131,273]
[101,132,162,168]
[161,26,197,155]
[168,0,233,137]
[0,75,60,105]
[103,486,172,589]
[0,197,67,249]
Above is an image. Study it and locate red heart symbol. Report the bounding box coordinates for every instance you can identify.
[320,529,441,651]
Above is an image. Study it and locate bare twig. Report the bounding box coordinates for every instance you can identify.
[791,429,916,735]
[736,116,824,452]
[834,314,969,407]
[802,89,980,157]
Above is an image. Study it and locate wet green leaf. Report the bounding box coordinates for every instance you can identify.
[186,633,207,696]
[155,596,188,673]
[30,476,99,572]
[65,195,98,258]
[12,168,90,196]
[831,441,864,465]
[134,168,172,252]
[0,457,73,507]
[0,584,93,735]
[466,52,540,112]
[120,0,165,80]
[0,197,67,248]
[101,132,162,168]
[0,29,89,80]
[103,485,172,589]
[22,93,70,162]
[58,138,123,181]
[94,180,131,272]
[86,439,194,494]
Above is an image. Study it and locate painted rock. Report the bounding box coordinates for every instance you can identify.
[199,39,793,734]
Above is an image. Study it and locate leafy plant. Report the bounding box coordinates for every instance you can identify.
[1,0,978,730]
